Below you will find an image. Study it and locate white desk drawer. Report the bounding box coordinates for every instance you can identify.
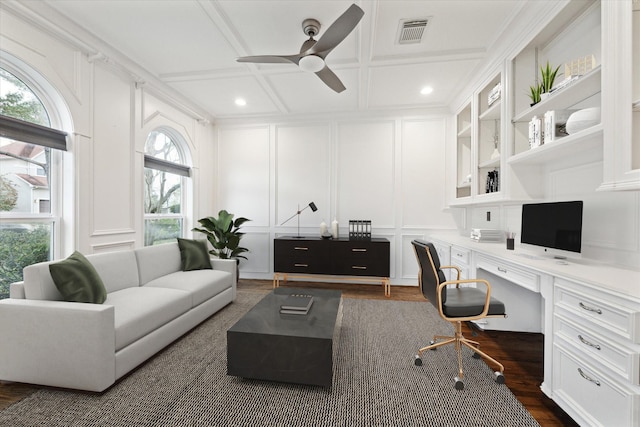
[555,311,640,385]
[553,344,639,427]
[476,255,540,293]
[450,246,470,266]
[555,278,640,343]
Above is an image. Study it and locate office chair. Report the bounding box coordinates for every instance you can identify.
[411,239,506,390]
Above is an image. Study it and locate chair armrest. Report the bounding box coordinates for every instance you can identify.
[439,265,461,280]
[0,299,116,391]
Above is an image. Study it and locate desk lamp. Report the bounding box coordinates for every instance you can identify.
[280,202,318,237]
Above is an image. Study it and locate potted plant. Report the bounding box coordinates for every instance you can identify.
[528,83,542,106]
[192,210,251,264]
[539,61,561,99]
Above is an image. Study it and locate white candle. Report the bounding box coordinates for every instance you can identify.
[320,220,328,236]
[331,219,339,239]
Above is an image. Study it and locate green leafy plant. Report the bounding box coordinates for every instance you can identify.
[192,210,250,262]
[540,61,561,94]
[528,83,542,105]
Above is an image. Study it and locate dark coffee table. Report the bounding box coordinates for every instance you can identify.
[227,287,342,387]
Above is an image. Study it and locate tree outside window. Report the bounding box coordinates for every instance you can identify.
[143,130,189,246]
[0,67,55,299]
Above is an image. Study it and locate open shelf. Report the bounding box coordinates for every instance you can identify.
[512,66,601,123]
[508,123,603,167]
[479,100,501,121]
[457,123,471,137]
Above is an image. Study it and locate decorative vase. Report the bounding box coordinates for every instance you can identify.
[331,219,339,239]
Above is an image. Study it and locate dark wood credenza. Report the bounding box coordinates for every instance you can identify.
[273,236,391,297]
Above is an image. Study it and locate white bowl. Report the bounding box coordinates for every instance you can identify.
[565,107,600,134]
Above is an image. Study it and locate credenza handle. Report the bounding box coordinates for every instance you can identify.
[578,368,601,386]
[497,267,508,273]
[352,248,367,252]
[294,263,308,267]
[294,247,309,251]
[352,266,367,270]
[578,334,601,350]
[579,302,602,315]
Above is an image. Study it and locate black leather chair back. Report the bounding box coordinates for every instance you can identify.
[411,240,447,308]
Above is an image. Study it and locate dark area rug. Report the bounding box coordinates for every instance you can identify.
[0,290,539,426]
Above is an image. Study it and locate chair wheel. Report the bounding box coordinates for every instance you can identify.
[454,376,464,390]
[494,371,505,384]
[414,355,423,366]
[429,340,437,350]
[472,352,481,359]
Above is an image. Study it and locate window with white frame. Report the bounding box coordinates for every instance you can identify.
[143,129,191,246]
[0,67,66,299]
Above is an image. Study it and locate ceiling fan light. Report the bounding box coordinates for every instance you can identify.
[299,55,325,73]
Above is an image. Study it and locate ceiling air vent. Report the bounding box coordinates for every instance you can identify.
[397,19,429,44]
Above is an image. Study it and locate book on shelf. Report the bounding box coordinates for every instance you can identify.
[280,294,314,315]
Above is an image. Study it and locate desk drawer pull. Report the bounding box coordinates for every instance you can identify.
[579,302,602,315]
[352,266,367,270]
[352,248,367,252]
[497,267,508,273]
[578,368,601,386]
[294,247,308,251]
[294,263,308,267]
[578,334,601,350]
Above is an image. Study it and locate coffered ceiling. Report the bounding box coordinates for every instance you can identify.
[35,0,524,120]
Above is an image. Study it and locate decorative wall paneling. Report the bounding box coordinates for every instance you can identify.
[216,117,455,286]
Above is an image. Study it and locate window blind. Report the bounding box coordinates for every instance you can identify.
[144,155,191,177]
[0,114,67,150]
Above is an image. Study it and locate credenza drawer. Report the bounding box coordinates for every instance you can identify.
[553,344,639,427]
[555,311,640,385]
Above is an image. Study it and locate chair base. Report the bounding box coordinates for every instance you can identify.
[414,321,505,390]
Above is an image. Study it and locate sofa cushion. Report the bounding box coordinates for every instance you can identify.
[49,251,107,304]
[86,250,140,293]
[177,238,212,271]
[134,243,182,285]
[144,269,232,307]
[105,287,191,351]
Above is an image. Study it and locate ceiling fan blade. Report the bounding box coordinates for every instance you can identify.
[237,55,299,65]
[315,65,346,93]
[308,4,364,56]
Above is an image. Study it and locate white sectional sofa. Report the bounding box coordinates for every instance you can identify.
[0,242,236,392]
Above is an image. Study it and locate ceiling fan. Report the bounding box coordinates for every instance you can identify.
[236,4,364,93]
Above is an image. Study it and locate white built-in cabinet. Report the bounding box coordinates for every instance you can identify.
[451,0,639,205]
[453,73,503,205]
[455,101,472,200]
[599,0,640,191]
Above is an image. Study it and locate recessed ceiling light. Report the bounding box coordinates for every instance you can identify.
[235,98,247,106]
[420,86,433,95]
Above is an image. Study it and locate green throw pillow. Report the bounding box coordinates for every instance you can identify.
[49,251,107,304]
[177,238,213,271]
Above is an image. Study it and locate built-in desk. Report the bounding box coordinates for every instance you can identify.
[429,233,640,427]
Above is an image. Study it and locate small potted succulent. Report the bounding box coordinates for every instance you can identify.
[539,61,561,100]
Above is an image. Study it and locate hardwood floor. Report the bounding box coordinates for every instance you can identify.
[0,279,578,426]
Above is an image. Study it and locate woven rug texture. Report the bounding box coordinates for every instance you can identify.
[0,290,540,426]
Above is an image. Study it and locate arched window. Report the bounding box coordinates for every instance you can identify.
[0,66,66,299]
[143,129,191,246]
